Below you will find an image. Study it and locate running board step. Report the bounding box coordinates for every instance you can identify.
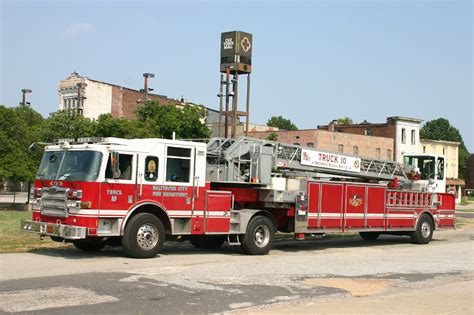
[227,234,241,246]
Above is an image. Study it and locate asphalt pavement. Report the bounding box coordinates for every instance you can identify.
[0,223,473,314]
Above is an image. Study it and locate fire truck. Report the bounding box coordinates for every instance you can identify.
[21,137,455,258]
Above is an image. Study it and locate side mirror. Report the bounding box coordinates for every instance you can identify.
[110,152,121,179]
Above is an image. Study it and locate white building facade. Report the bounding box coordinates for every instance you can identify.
[390,116,423,163]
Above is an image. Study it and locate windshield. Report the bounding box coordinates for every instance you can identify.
[36,150,103,182]
[404,155,436,180]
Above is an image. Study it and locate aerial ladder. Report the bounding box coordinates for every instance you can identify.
[206,137,408,186]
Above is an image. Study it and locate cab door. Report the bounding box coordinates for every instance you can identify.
[160,145,195,215]
[99,152,137,217]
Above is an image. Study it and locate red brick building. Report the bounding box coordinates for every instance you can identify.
[467,154,474,190]
[318,116,423,163]
[249,129,394,160]
[58,71,177,119]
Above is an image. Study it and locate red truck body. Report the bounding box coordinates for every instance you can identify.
[22,137,455,258]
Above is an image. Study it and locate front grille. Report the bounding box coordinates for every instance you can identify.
[41,187,68,217]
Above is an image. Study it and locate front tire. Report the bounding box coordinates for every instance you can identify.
[122,213,165,258]
[241,216,275,255]
[411,214,434,244]
[359,232,380,241]
[73,239,106,252]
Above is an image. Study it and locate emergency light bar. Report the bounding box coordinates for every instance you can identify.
[53,137,129,145]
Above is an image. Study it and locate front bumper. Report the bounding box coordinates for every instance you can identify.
[21,220,87,240]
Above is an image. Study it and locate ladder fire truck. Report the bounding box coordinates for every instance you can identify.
[21,136,455,258]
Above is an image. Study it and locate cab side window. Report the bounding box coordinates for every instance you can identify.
[144,156,159,181]
[105,154,133,180]
[166,147,191,183]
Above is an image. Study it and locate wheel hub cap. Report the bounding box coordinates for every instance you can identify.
[253,225,270,248]
[137,224,158,250]
[421,221,431,238]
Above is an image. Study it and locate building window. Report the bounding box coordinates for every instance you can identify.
[353,146,359,155]
[375,148,381,159]
[307,143,314,148]
[293,143,300,146]
[401,128,406,144]
[365,128,372,136]
[338,144,344,152]
[296,136,300,139]
[387,149,392,160]
[423,146,426,153]
[411,130,416,144]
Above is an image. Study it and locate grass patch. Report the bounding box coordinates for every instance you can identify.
[0,210,72,253]
[455,217,474,229]
[456,208,474,213]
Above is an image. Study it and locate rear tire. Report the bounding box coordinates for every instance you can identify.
[122,213,165,258]
[359,232,380,241]
[411,214,434,244]
[241,216,275,255]
[189,236,225,249]
[73,239,106,252]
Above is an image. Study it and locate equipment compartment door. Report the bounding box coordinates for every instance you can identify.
[318,183,344,229]
[307,182,320,228]
[204,191,232,234]
[344,184,366,229]
[366,186,386,228]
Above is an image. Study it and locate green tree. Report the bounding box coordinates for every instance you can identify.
[420,118,470,179]
[266,116,298,131]
[95,114,153,138]
[41,110,95,142]
[136,100,210,139]
[266,132,278,141]
[0,105,45,182]
[337,117,354,126]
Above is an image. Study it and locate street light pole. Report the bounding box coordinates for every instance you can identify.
[20,89,32,106]
[143,73,155,102]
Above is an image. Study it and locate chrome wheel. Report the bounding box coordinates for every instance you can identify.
[137,223,159,250]
[253,224,270,248]
[421,221,431,239]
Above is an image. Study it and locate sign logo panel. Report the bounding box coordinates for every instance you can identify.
[301,149,361,173]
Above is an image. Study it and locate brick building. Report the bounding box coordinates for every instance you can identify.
[467,154,474,190]
[318,116,423,163]
[58,71,177,119]
[249,129,394,160]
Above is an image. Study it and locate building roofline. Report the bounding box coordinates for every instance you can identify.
[387,116,423,123]
[317,123,388,129]
[248,128,394,141]
[420,139,461,145]
[86,78,169,99]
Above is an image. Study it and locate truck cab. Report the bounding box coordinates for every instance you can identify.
[403,153,446,193]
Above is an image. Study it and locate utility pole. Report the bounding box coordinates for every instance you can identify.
[224,67,231,138]
[20,89,32,106]
[217,73,224,137]
[142,73,155,102]
[245,74,251,136]
[231,72,238,138]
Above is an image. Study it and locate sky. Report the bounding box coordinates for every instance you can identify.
[1,0,472,150]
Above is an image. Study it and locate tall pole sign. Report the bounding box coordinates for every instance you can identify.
[219,31,252,138]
